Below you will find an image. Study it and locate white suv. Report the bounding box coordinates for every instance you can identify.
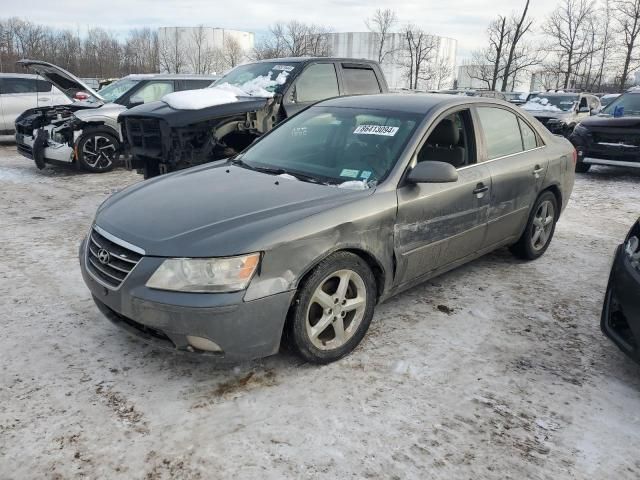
[0,73,69,135]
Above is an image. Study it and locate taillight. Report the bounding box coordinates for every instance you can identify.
[74,92,89,101]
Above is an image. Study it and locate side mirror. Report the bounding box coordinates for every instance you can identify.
[129,96,144,108]
[407,161,458,184]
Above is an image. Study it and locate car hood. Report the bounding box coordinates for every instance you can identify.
[74,103,126,122]
[528,110,573,120]
[17,59,104,105]
[119,95,271,128]
[95,162,373,257]
[579,115,640,129]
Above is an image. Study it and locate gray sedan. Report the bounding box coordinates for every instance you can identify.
[79,94,576,364]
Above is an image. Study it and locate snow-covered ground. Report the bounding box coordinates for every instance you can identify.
[1,142,639,479]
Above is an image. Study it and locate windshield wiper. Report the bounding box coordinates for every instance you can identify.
[230,159,325,184]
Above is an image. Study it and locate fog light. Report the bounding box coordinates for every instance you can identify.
[186,336,223,353]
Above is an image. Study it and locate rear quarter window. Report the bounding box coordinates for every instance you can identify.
[341,66,381,95]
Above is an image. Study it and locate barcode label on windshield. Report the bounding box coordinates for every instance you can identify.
[353,125,399,136]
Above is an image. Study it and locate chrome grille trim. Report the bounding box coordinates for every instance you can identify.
[85,226,144,290]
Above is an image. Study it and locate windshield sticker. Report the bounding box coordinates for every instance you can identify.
[273,65,295,72]
[340,169,360,178]
[360,170,372,180]
[354,125,399,137]
[291,127,308,137]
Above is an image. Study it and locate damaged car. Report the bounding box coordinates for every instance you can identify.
[119,57,389,178]
[602,217,640,364]
[80,94,575,364]
[570,89,640,172]
[14,60,217,172]
[523,92,600,137]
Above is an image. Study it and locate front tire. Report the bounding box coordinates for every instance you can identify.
[77,130,119,173]
[510,191,559,260]
[287,252,377,364]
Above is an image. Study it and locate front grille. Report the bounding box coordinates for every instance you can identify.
[86,228,143,289]
[592,132,640,146]
[125,117,162,151]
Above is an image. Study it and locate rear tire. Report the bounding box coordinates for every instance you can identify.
[575,162,591,173]
[77,129,119,173]
[510,191,559,261]
[287,252,377,364]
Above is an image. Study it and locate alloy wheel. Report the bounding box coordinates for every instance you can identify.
[305,269,367,351]
[531,200,555,251]
[82,135,117,170]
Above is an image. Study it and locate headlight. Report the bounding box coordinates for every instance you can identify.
[146,253,260,293]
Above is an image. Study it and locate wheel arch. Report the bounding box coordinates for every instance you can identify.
[541,184,563,217]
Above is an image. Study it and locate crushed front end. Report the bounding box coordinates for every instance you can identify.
[602,219,640,364]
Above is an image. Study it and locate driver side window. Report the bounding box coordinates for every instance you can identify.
[294,63,339,103]
[133,81,174,104]
[416,110,474,169]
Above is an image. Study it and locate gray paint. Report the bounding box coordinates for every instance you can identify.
[81,93,576,360]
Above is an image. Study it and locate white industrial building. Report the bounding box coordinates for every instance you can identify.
[158,27,254,74]
[325,32,457,90]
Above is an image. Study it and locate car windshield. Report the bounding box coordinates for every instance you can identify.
[600,95,620,108]
[212,62,298,97]
[98,78,141,103]
[237,106,421,187]
[601,93,640,116]
[524,95,579,112]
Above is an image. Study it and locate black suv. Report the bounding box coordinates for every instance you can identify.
[119,58,389,178]
[569,89,640,172]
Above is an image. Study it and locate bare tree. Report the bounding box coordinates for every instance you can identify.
[596,0,616,91]
[223,36,244,70]
[469,16,510,90]
[255,21,331,59]
[614,0,640,90]
[401,25,439,89]
[543,0,597,89]
[365,8,397,63]
[501,0,533,91]
[187,26,215,74]
[159,28,185,74]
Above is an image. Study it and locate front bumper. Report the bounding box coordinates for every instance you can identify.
[79,238,295,361]
[570,132,640,168]
[16,130,74,165]
[601,245,640,364]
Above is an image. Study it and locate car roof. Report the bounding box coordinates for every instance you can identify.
[318,93,500,114]
[122,74,219,80]
[252,57,379,65]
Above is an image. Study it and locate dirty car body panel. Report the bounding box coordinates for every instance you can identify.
[80,94,575,361]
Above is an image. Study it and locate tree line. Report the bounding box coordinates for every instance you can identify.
[469,0,640,93]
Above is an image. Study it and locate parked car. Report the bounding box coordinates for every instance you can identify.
[569,89,640,172]
[438,89,507,100]
[523,92,601,137]
[0,73,70,135]
[80,93,576,364]
[602,217,640,364]
[503,92,528,106]
[14,60,217,173]
[599,93,621,108]
[119,57,389,178]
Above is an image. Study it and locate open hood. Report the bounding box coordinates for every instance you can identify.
[17,59,104,105]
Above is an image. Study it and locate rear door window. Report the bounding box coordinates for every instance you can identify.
[175,79,214,91]
[341,65,381,95]
[295,63,339,103]
[1,78,37,94]
[477,107,524,160]
[518,118,538,151]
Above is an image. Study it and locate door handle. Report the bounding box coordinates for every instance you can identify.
[473,183,489,195]
[533,165,544,176]
[37,97,50,102]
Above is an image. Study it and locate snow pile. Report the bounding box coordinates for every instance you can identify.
[215,71,289,98]
[338,180,371,190]
[162,88,238,110]
[523,97,562,112]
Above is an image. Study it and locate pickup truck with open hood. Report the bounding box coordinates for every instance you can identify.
[118,58,389,178]
[14,60,217,173]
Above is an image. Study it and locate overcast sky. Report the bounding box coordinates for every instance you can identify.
[8,0,560,59]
